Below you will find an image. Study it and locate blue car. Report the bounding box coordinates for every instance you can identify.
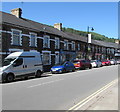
[51,61,75,74]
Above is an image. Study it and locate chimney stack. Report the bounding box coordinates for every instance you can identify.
[11,8,22,18]
[115,40,120,44]
[54,23,62,31]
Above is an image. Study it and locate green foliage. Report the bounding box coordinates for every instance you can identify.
[62,27,116,43]
[48,25,117,43]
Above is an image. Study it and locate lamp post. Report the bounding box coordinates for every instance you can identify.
[85,26,94,60]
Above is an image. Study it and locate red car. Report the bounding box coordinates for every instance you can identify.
[73,59,92,70]
[102,60,111,66]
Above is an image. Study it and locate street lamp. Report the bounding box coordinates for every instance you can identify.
[87,26,94,33]
[85,26,94,59]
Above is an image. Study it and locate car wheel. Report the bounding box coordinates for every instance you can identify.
[35,70,42,78]
[96,65,99,68]
[59,70,63,73]
[6,74,14,82]
[72,69,75,72]
[89,65,92,69]
[51,71,55,74]
[81,65,85,70]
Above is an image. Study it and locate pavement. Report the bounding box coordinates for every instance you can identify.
[86,80,118,110]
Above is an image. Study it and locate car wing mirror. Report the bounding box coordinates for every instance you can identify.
[66,64,68,66]
[12,62,17,67]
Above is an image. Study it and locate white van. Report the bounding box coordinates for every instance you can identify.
[0,51,43,82]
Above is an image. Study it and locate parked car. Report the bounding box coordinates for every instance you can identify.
[91,60,102,68]
[101,60,106,66]
[110,59,117,65]
[90,60,97,68]
[1,51,43,83]
[95,60,102,67]
[116,59,120,64]
[73,59,92,70]
[51,61,75,74]
[101,60,111,66]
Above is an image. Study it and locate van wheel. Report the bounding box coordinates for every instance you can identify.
[24,76,28,80]
[35,70,42,78]
[6,74,14,82]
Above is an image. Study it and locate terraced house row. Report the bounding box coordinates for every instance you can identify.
[0,8,119,71]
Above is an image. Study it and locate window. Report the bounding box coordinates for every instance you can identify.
[88,45,91,51]
[103,47,106,53]
[111,49,115,54]
[30,33,37,47]
[72,41,75,50]
[78,43,81,51]
[0,32,1,45]
[96,46,98,52]
[3,58,16,66]
[92,46,94,52]
[107,48,110,53]
[64,40,68,50]
[11,29,22,46]
[13,58,23,67]
[0,32,1,38]
[42,51,51,65]
[55,37,60,49]
[99,47,101,52]
[43,35,50,48]
[55,52,59,64]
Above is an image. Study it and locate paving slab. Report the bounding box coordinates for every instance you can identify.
[87,82,118,110]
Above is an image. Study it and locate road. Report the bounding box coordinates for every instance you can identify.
[1,65,118,110]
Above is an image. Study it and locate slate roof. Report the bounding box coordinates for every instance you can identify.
[1,11,119,49]
[1,11,70,38]
[65,32,120,48]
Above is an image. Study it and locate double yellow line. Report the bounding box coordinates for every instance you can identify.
[67,79,118,111]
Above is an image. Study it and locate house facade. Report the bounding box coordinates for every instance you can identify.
[0,8,119,71]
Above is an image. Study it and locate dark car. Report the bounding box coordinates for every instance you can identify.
[73,59,92,70]
[51,61,75,74]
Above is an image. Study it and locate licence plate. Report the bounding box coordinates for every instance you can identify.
[52,69,56,71]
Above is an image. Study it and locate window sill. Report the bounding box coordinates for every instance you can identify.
[30,46,37,48]
[43,64,51,66]
[11,44,22,46]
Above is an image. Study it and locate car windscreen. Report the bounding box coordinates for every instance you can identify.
[73,61,80,64]
[54,61,65,66]
[91,60,96,63]
[2,58,16,67]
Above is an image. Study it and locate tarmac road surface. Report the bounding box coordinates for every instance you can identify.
[1,65,118,110]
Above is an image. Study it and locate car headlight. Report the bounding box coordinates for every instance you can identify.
[51,68,63,71]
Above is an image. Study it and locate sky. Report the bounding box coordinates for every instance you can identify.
[1,2,118,39]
